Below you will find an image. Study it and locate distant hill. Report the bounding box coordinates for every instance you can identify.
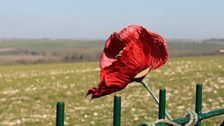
[204,38,224,42]
[0,39,224,65]
[203,38,224,44]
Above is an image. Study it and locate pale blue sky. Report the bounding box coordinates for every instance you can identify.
[0,0,223,39]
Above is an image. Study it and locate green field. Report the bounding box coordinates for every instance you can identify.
[0,55,224,125]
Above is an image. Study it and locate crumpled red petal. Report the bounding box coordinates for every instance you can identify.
[87,25,168,99]
[100,32,126,69]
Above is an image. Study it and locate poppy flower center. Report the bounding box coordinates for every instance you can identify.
[115,47,126,59]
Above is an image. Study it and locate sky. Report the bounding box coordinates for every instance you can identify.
[0,0,223,39]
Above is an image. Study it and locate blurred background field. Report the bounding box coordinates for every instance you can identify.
[0,55,223,126]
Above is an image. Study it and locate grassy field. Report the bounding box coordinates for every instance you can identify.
[0,55,223,125]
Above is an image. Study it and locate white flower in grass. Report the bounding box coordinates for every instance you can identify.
[93,112,98,116]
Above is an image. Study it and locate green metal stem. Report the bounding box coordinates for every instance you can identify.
[141,80,160,105]
[113,96,121,126]
[141,80,172,120]
[195,84,202,126]
[56,102,64,126]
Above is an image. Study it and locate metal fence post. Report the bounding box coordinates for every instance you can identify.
[159,89,166,120]
[195,84,202,126]
[113,96,121,126]
[56,102,64,126]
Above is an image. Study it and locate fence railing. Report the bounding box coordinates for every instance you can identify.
[55,84,224,126]
[113,84,224,126]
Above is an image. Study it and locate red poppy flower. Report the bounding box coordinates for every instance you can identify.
[87,25,168,99]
